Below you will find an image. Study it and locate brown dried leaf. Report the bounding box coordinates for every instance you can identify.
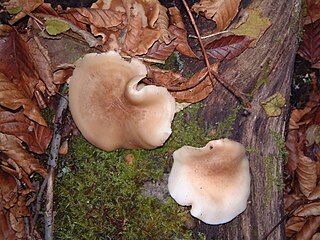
[0,72,46,126]
[64,7,126,29]
[135,0,160,28]
[294,202,320,217]
[192,0,241,32]
[53,68,73,85]
[286,130,301,173]
[124,14,143,53]
[205,35,254,60]
[298,19,320,68]
[157,4,172,44]
[144,41,177,61]
[0,168,17,207]
[26,34,56,95]
[285,216,307,237]
[296,154,317,197]
[295,216,320,240]
[136,27,161,55]
[0,28,39,98]
[0,133,47,177]
[0,108,52,154]
[308,183,320,200]
[305,0,320,25]
[0,192,16,240]
[169,25,197,58]
[4,0,43,24]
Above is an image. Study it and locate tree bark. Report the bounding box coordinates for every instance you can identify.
[191,0,302,239]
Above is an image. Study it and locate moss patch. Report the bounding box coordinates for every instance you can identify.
[54,104,209,239]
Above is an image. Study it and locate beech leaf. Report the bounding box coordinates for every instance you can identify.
[205,35,254,60]
[294,216,320,240]
[145,41,177,61]
[0,133,47,177]
[298,19,320,68]
[192,0,240,32]
[296,154,317,197]
[294,202,320,217]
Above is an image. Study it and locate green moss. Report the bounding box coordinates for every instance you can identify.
[250,59,271,96]
[214,105,241,139]
[264,130,287,205]
[152,53,181,73]
[54,104,209,240]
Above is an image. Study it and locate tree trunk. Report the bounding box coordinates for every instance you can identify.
[188,0,302,239]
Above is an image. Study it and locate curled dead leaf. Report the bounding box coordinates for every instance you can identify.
[192,0,241,32]
[0,133,47,177]
[294,216,320,240]
[294,202,320,217]
[296,154,317,197]
[157,4,172,44]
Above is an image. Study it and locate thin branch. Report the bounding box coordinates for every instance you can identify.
[180,0,251,108]
[44,87,69,240]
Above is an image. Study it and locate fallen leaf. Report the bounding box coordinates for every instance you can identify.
[285,216,307,237]
[205,35,254,60]
[169,25,197,58]
[298,19,320,69]
[157,4,172,44]
[144,41,177,61]
[3,0,43,24]
[26,30,57,95]
[45,19,70,36]
[305,0,320,24]
[294,202,320,217]
[296,154,317,197]
[0,133,47,177]
[169,7,197,58]
[306,124,320,146]
[308,183,320,200]
[285,129,301,173]
[0,187,16,240]
[192,0,241,32]
[231,8,271,47]
[294,216,320,240]
[0,28,39,98]
[260,92,286,117]
[0,72,47,126]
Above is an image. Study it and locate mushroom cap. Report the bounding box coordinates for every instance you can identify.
[168,139,250,225]
[69,51,176,151]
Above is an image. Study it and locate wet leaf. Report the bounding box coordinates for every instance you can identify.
[192,0,240,32]
[205,35,254,60]
[260,92,286,117]
[45,19,70,36]
[0,133,47,177]
[298,19,320,69]
[297,154,317,197]
[231,8,271,47]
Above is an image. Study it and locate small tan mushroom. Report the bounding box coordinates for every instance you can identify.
[168,139,250,225]
[69,51,175,151]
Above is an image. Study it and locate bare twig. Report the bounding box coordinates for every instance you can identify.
[44,87,69,240]
[180,0,251,108]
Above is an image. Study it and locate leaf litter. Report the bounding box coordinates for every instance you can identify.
[0,0,273,238]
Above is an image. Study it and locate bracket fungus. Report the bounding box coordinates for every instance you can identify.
[168,139,251,225]
[68,51,176,151]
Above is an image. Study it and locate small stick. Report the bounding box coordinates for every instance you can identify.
[180,0,251,108]
[44,87,69,240]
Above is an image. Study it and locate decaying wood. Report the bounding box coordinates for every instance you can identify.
[190,0,302,239]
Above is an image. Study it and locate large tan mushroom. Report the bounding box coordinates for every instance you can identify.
[168,139,251,225]
[68,51,176,151]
